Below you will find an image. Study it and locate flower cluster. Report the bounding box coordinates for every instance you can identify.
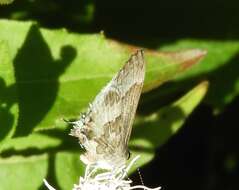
[44,155,161,190]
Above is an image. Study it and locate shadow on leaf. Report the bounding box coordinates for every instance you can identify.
[11,24,77,136]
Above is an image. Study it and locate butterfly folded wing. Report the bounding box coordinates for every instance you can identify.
[71,50,145,169]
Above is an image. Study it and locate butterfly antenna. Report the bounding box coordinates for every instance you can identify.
[62,118,77,125]
[137,168,145,189]
[62,118,70,123]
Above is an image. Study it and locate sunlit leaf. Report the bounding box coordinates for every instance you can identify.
[0,41,18,146]
[0,0,14,5]
[0,20,205,137]
[0,154,48,190]
[160,39,239,111]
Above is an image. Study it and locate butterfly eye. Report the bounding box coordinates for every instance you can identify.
[88,116,93,122]
[126,150,131,160]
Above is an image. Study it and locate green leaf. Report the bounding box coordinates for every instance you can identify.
[0,20,208,189]
[0,82,208,190]
[0,154,48,190]
[0,130,84,190]
[0,19,205,138]
[0,131,63,153]
[0,41,18,146]
[159,39,239,111]
[129,81,209,171]
[0,3,236,189]
[55,152,84,190]
[143,49,206,92]
[0,0,14,5]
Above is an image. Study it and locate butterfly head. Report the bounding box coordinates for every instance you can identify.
[126,149,131,160]
[69,111,93,147]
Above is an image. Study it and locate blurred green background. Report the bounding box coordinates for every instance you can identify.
[0,1,238,190]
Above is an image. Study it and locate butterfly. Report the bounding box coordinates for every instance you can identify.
[70,50,145,170]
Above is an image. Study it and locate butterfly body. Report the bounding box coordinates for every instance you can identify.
[70,50,145,170]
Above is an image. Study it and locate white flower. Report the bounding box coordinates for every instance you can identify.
[44,155,161,190]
